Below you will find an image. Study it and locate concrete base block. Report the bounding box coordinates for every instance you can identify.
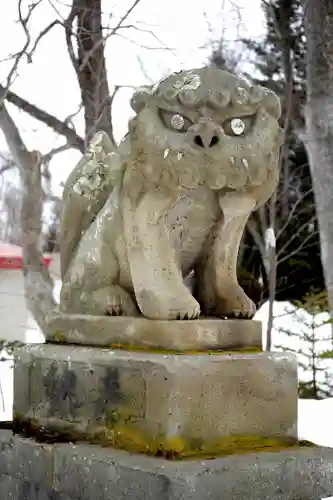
[1,430,333,499]
[14,344,298,457]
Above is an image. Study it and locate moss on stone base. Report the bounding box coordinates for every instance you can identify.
[106,344,263,355]
[13,414,313,461]
[97,424,313,459]
[52,332,262,355]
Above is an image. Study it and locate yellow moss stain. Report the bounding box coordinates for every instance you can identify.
[106,344,262,356]
[51,333,262,355]
[99,406,311,460]
[14,412,314,461]
[53,331,66,342]
[93,424,314,460]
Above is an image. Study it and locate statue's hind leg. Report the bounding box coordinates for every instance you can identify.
[60,283,139,316]
[59,213,138,316]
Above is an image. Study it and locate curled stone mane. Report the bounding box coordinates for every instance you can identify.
[128,67,283,194]
[131,68,281,120]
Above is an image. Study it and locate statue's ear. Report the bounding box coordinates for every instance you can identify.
[130,86,153,113]
[261,88,282,120]
[88,130,114,154]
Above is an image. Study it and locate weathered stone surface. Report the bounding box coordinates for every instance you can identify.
[0,474,72,500]
[46,314,262,351]
[0,429,53,487]
[1,430,333,499]
[60,68,283,321]
[14,345,297,456]
[53,443,171,500]
[0,474,23,500]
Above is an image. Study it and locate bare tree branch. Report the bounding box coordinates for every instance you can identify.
[0,154,16,175]
[42,143,72,166]
[26,19,63,62]
[0,85,84,152]
[0,2,84,154]
[277,227,318,265]
[3,0,43,91]
[276,186,313,240]
[0,103,31,169]
[277,214,317,259]
[119,24,175,51]
[1,0,146,152]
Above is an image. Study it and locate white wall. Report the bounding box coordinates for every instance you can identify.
[0,255,61,419]
[0,253,61,344]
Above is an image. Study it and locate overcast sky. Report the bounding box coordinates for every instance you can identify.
[0,0,265,194]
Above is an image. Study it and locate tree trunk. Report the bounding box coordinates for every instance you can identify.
[305,0,333,315]
[0,103,57,336]
[66,0,113,145]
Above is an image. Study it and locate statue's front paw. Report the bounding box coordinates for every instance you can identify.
[172,295,201,320]
[138,289,200,320]
[208,284,256,319]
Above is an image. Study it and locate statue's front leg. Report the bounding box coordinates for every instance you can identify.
[195,193,256,318]
[122,186,200,320]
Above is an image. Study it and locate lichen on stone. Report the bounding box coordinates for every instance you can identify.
[13,412,314,461]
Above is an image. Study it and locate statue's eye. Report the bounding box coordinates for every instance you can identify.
[159,109,192,132]
[222,116,254,136]
[223,117,245,136]
[170,114,186,130]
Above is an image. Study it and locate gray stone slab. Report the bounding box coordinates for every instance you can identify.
[0,474,23,500]
[0,475,72,500]
[189,448,333,499]
[1,431,333,499]
[0,430,53,488]
[53,443,174,500]
[53,442,333,500]
[13,345,297,456]
[46,313,262,351]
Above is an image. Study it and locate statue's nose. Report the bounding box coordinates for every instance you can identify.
[194,133,220,149]
[190,121,221,149]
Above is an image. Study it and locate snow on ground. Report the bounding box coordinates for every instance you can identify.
[255,300,333,392]
[298,398,333,447]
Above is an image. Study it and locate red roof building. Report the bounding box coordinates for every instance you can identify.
[0,242,52,270]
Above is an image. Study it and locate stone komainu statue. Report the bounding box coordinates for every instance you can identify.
[59,68,283,320]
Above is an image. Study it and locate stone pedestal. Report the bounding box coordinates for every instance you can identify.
[14,343,297,457]
[8,317,333,499]
[1,430,333,500]
[46,314,262,351]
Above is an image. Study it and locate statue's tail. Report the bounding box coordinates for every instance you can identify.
[59,131,124,280]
